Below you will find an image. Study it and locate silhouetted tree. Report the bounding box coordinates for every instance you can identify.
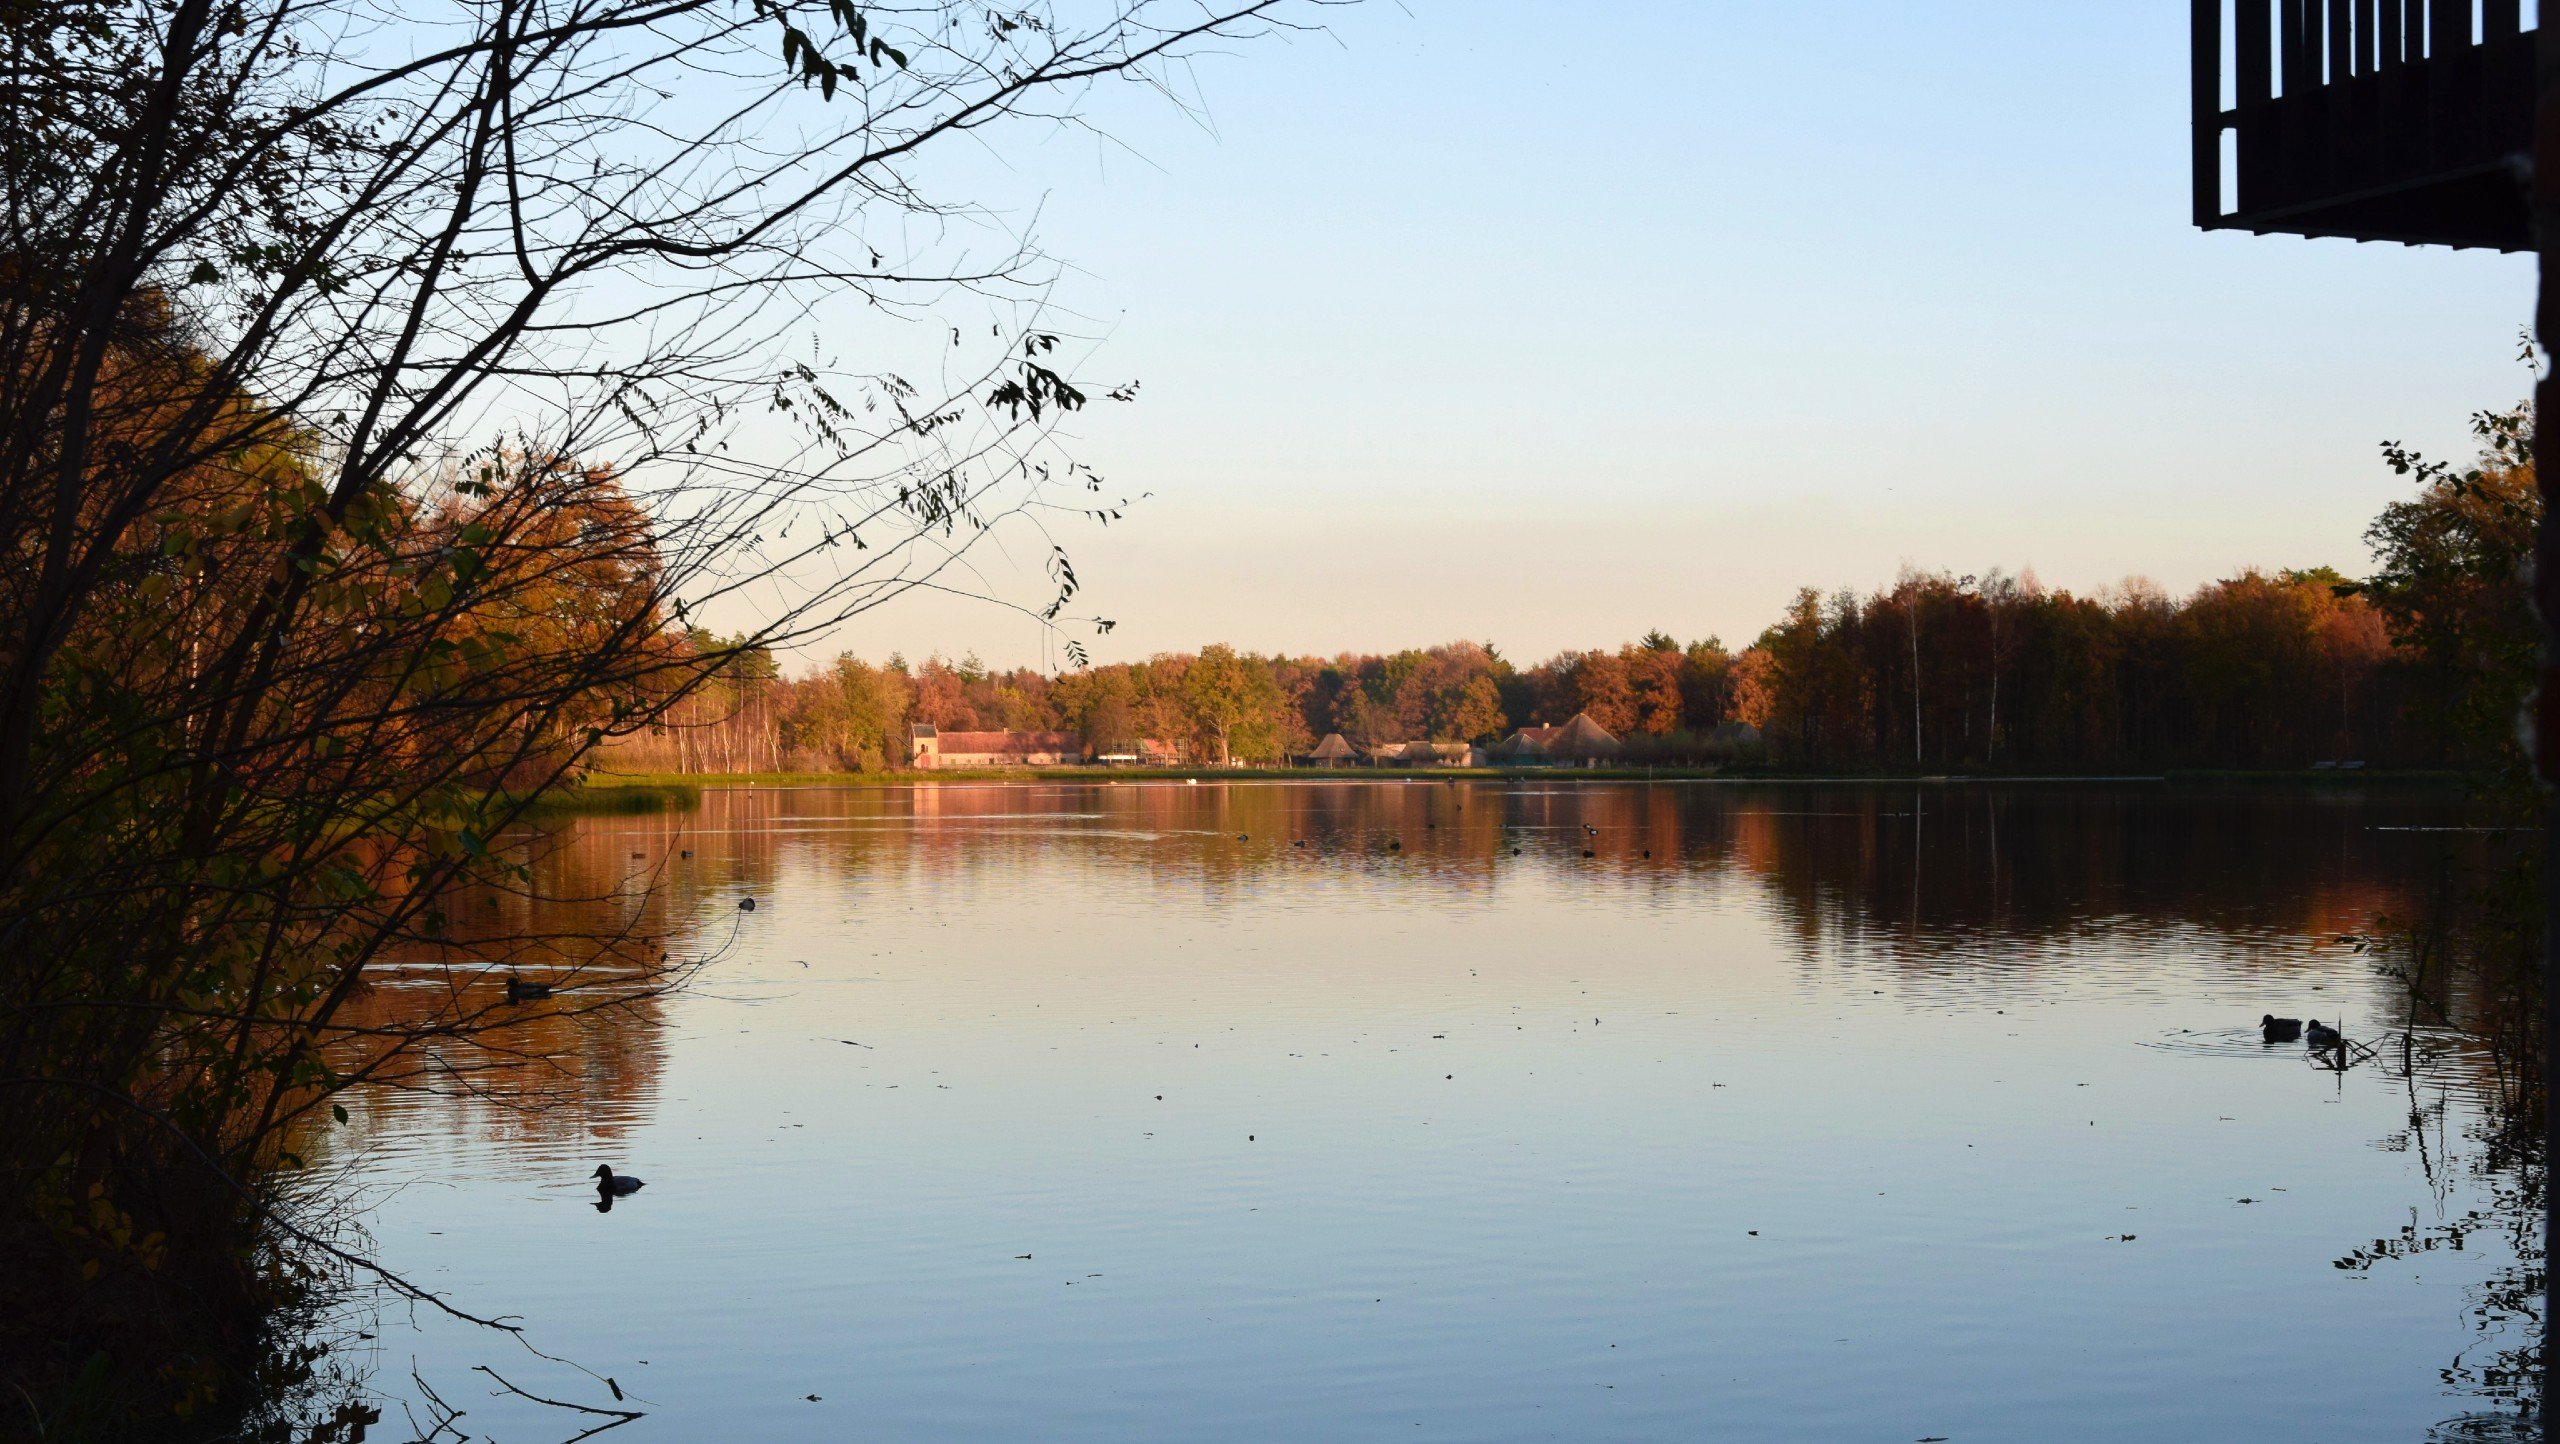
[0,0,1316,1427]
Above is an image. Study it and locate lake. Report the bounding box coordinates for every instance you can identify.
[320,780,2530,1443]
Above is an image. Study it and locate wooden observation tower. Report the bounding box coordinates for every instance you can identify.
[2192,4,2546,1433]
[2191,0,2534,249]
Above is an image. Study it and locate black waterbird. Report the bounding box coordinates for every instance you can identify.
[592,1164,645,1197]
[2304,1019,2343,1049]
[504,976,552,1004]
[2260,1014,2301,1043]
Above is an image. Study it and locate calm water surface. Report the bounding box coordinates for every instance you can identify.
[329,782,2525,1442]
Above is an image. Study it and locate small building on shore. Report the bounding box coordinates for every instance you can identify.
[1301,733,1358,767]
[1091,738,1181,767]
[1494,712,1621,766]
[1362,740,1473,768]
[1548,712,1620,763]
[909,725,1085,769]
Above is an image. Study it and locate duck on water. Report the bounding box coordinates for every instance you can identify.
[2261,1015,2345,1048]
[593,1164,645,1197]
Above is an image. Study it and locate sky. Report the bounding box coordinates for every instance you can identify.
[783,0,2536,673]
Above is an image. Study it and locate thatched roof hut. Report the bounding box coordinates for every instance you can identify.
[1305,732,1357,765]
[1547,712,1620,761]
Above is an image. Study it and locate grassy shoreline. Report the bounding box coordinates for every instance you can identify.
[552,766,2476,797]
[515,778,704,815]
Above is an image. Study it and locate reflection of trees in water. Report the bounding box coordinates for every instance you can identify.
[2342,852,2545,1432]
[1713,785,2536,1430]
[2340,1053,2542,1425]
[311,814,743,1152]
[315,781,2531,1427]
[601,780,2458,956]
[1723,786,2435,967]
[335,788,2468,1119]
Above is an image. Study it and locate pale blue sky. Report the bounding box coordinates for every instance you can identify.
[809,1,2534,671]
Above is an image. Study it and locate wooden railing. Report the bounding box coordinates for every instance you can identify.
[2191,0,2534,250]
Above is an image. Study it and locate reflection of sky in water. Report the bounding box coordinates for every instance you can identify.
[325,783,2516,1443]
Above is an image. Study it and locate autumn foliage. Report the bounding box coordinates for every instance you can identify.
[602,407,2531,777]
[618,462,2528,775]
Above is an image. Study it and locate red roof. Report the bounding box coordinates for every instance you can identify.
[931,730,1081,755]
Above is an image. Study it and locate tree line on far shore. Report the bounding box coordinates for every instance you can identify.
[609,406,2537,776]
